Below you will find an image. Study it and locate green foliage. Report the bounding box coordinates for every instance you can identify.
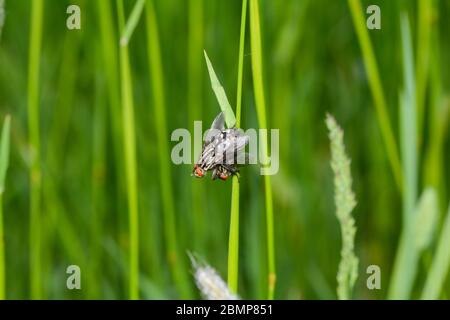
[348,0,402,191]
[27,0,44,300]
[414,188,438,252]
[0,0,449,300]
[325,114,358,300]
[0,115,11,299]
[120,0,146,46]
[422,202,450,299]
[0,0,4,40]
[0,116,10,194]
[204,51,236,128]
[228,0,248,295]
[145,0,192,298]
[388,15,420,299]
[249,0,276,300]
[117,0,140,299]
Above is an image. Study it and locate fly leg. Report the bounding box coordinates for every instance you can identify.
[211,167,219,180]
[222,164,240,182]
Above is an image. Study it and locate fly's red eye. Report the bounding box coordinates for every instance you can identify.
[195,166,204,177]
[219,174,228,181]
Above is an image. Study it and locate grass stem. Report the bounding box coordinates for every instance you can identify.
[27,0,44,300]
[120,0,146,47]
[388,15,418,299]
[145,0,193,298]
[347,0,403,192]
[416,0,433,142]
[188,0,205,251]
[421,202,450,299]
[117,0,140,299]
[228,0,247,294]
[0,115,11,300]
[249,0,276,299]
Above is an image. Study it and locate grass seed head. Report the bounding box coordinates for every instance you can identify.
[326,113,359,300]
[189,253,239,300]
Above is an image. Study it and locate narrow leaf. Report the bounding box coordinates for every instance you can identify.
[120,0,146,46]
[0,0,5,40]
[0,115,11,193]
[204,50,236,128]
[421,202,450,299]
[414,187,438,251]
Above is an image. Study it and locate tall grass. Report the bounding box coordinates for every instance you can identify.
[203,50,239,292]
[90,70,106,299]
[188,0,205,251]
[96,2,131,288]
[423,25,449,212]
[27,0,44,300]
[97,1,123,194]
[416,0,433,141]
[40,26,86,294]
[145,0,192,298]
[421,202,450,299]
[119,0,146,46]
[228,0,248,294]
[347,0,403,191]
[117,0,140,300]
[249,0,276,300]
[0,115,11,299]
[2,0,450,301]
[326,114,358,300]
[0,0,4,40]
[388,15,418,299]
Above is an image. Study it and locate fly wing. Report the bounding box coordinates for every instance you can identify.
[203,128,221,146]
[204,112,225,145]
[211,112,225,130]
[235,152,255,166]
[214,135,249,165]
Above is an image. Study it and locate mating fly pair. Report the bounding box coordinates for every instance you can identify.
[192,112,250,181]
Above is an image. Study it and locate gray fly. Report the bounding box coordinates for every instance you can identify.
[192,112,249,181]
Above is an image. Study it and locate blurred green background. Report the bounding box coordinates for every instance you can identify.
[0,0,449,299]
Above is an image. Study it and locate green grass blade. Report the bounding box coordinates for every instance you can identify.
[188,0,203,125]
[228,0,247,294]
[204,51,236,128]
[0,115,11,300]
[234,0,247,128]
[145,0,193,298]
[399,13,417,223]
[325,114,359,300]
[421,202,450,299]
[0,116,10,192]
[0,0,5,40]
[388,14,419,299]
[413,188,438,253]
[416,0,433,142]
[27,0,44,300]
[188,0,205,252]
[117,0,140,300]
[389,187,438,299]
[347,0,403,191]
[423,26,449,213]
[249,0,275,299]
[120,0,146,46]
[97,0,127,241]
[89,72,107,299]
